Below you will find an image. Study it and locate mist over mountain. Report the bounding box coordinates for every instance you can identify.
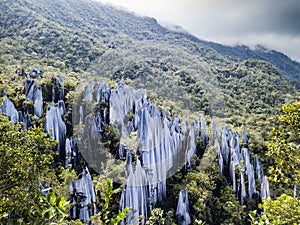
[205,41,300,83]
[1,0,298,115]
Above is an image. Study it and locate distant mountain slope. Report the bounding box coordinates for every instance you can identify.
[0,0,298,118]
[2,0,299,80]
[205,42,300,85]
[14,0,170,40]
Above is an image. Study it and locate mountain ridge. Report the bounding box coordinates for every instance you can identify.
[2,0,300,85]
[205,41,300,84]
[0,0,298,117]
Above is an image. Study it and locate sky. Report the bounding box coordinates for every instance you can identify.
[98,0,300,62]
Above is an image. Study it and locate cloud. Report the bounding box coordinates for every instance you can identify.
[98,0,300,62]
[177,0,300,35]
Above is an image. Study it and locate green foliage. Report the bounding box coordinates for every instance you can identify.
[91,177,129,225]
[207,43,300,85]
[249,194,300,225]
[185,170,214,220]
[0,113,79,225]
[260,194,300,224]
[42,167,78,202]
[267,128,300,185]
[250,100,300,224]
[26,192,70,225]
[1,191,73,225]
[213,60,296,116]
[194,219,206,225]
[0,114,57,222]
[249,210,270,225]
[145,208,177,225]
[145,208,166,225]
[211,186,247,225]
[166,155,249,225]
[267,100,300,186]
[279,100,300,135]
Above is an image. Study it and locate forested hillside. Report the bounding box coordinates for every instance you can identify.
[205,41,300,86]
[0,0,299,224]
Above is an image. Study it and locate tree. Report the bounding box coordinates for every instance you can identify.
[0,114,57,222]
[91,177,129,225]
[249,100,300,224]
[267,100,300,186]
[249,194,300,225]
